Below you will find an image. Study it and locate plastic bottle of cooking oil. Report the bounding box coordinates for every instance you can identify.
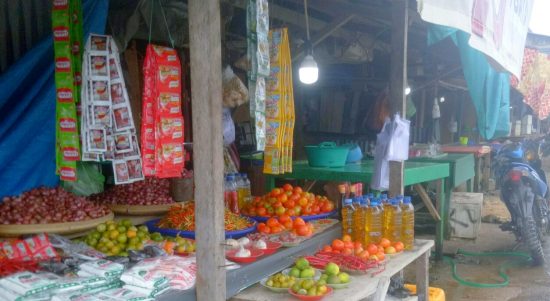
[352,197,366,242]
[341,198,355,237]
[383,198,402,243]
[401,196,415,250]
[367,200,383,245]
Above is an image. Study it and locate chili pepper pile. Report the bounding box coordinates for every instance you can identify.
[304,252,380,273]
[157,202,253,232]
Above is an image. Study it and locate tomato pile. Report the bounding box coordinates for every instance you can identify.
[241,184,335,217]
[257,216,314,236]
[319,235,404,262]
[157,202,253,232]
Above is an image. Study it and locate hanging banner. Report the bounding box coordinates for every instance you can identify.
[418,0,534,78]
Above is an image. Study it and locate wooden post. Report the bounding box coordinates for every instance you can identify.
[188,1,226,300]
[388,0,408,197]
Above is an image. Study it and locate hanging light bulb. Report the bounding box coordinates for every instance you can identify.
[405,86,411,95]
[299,0,318,84]
[299,54,318,84]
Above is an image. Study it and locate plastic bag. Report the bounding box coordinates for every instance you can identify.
[61,162,105,196]
[222,66,248,108]
[386,114,410,161]
[223,108,236,146]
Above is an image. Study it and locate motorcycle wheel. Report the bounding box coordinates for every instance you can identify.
[523,216,546,265]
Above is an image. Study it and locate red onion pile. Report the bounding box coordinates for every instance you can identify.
[0,187,110,225]
[89,177,174,205]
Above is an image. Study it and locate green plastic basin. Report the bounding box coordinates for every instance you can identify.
[305,142,350,168]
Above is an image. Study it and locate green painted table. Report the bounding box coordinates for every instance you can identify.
[265,160,450,259]
[409,153,476,240]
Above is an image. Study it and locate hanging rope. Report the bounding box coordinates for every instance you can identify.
[303,0,310,41]
[158,0,175,48]
[148,0,154,44]
[147,0,175,48]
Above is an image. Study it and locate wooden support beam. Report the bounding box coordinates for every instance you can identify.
[413,184,441,221]
[292,14,356,62]
[388,0,408,197]
[188,1,226,301]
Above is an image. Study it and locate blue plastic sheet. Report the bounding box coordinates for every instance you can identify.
[0,0,109,198]
[428,25,510,140]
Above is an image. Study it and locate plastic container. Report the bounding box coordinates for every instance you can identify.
[367,200,383,245]
[288,286,333,301]
[383,198,402,243]
[352,197,365,242]
[224,175,239,213]
[344,144,363,163]
[305,142,349,168]
[341,198,354,237]
[401,196,415,250]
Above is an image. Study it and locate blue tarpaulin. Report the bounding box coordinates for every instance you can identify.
[428,24,511,140]
[0,0,109,198]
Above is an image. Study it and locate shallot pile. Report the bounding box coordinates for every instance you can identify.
[0,187,110,224]
[89,177,174,205]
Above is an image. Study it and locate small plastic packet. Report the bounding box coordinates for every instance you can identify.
[79,259,124,279]
[0,271,60,298]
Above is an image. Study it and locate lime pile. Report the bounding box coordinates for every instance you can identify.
[288,258,316,279]
[265,273,296,289]
[290,279,329,297]
[319,262,350,286]
[83,219,154,256]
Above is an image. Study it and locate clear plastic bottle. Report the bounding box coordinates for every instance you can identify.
[352,197,365,242]
[383,198,402,243]
[367,200,383,245]
[241,173,252,204]
[401,196,415,250]
[341,198,355,237]
[225,175,239,213]
[236,173,246,210]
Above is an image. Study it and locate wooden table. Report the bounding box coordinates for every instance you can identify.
[231,239,434,301]
[440,145,492,192]
[265,160,449,259]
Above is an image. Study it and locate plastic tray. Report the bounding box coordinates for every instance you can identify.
[145,218,257,239]
[244,211,336,222]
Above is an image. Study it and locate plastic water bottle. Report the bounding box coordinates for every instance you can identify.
[352,197,365,242]
[241,173,252,205]
[225,175,239,213]
[383,198,402,243]
[367,200,383,245]
[236,174,246,210]
[341,198,355,237]
[401,196,415,250]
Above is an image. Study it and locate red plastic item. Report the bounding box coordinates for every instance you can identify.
[252,241,282,255]
[226,249,264,264]
[288,286,333,301]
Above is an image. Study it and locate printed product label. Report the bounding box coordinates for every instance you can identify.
[53,26,70,41]
[59,118,77,132]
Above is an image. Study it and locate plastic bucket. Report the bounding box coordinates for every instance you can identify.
[305,142,349,168]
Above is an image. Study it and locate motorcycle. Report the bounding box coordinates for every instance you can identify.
[493,138,550,265]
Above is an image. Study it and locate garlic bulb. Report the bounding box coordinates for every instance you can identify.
[226,239,239,249]
[238,237,250,246]
[253,239,267,249]
[235,245,251,257]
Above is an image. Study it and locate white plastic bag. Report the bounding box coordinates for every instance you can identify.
[371,118,392,190]
[223,108,235,146]
[386,114,410,161]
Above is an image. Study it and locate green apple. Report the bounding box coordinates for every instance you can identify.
[325,262,340,276]
[300,267,315,278]
[338,272,350,283]
[289,267,301,278]
[295,258,310,270]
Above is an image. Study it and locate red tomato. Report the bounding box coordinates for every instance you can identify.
[303,206,313,215]
[312,205,320,214]
[273,201,282,208]
[358,250,370,259]
[283,200,296,209]
[293,217,306,228]
[278,214,291,223]
[283,220,293,229]
[342,248,353,255]
[290,193,301,202]
[275,206,286,216]
[287,208,296,216]
[321,202,335,212]
[271,225,284,233]
[270,188,282,197]
[332,239,345,251]
[282,183,293,191]
[293,187,303,194]
[257,207,267,216]
[277,194,288,203]
[353,241,363,249]
[343,241,354,250]
[266,207,274,216]
[298,197,308,207]
[296,225,309,236]
[293,206,302,216]
[322,245,333,253]
[266,218,279,227]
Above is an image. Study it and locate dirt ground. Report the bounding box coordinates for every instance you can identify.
[401,160,550,301]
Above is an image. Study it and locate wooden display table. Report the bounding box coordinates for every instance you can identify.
[231,239,434,301]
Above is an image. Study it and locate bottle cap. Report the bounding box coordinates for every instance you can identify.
[360,198,368,205]
[390,198,400,205]
[381,194,388,200]
[370,200,379,206]
[352,197,362,203]
[404,196,412,204]
[344,198,353,205]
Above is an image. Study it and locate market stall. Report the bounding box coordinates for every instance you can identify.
[0,0,439,300]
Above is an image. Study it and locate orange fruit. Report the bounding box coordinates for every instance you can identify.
[358,250,370,259]
[380,238,391,248]
[376,251,385,261]
[283,220,293,230]
[342,234,352,242]
[271,225,284,233]
[322,245,333,253]
[332,239,345,251]
[393,242,404,252]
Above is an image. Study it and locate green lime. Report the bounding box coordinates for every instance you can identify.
[107,224,116,231]
[96,224,107,233]
[137,231,146,238]
[88,238,98,247]
[92,232,101,240]
[106,241,115,249]
[128,226,138,232]
[117,234,128,244]
[117,226,127,233]
[129,237,140,245]
[111,246,121,255]
[109,230,120,240]
[138,225,149,233]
